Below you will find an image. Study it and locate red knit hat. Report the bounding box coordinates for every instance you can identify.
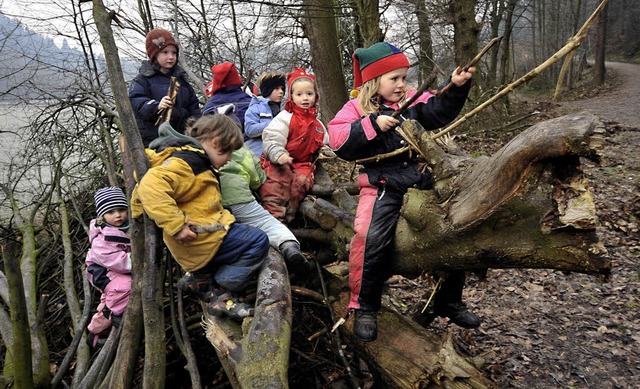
[352,42,409,89]
[207,62,243,97]
[145,28,178,60]
[287,67,316,94]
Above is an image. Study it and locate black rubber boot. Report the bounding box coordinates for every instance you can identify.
[433,271,480,329]
[353,310,378,342]
[279,240,311,276]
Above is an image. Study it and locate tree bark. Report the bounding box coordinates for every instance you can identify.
[352,0,384,47]
[205,248,292,388]
[326,274,493,388]
[1,239,34,388]
[92,1,153,387]
[302,0,349,121]
[449,0,480,65]
[594,1,608,84]
[414,0,435,84]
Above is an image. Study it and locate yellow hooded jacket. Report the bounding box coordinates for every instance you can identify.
[131,141,235,272]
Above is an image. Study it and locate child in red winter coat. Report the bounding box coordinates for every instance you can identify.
[85,187,132,351]
[259,68,329,222]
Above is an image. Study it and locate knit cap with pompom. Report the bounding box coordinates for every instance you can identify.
[145,28,178,61]
[352,42,409,90]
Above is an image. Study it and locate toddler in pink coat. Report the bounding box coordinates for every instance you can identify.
[85,187,132,350]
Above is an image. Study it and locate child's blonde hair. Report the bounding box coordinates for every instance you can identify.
[357,77,408,115]
[186,115,243,153]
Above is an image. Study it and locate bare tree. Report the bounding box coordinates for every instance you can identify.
[302,0,349,120]
[593,0,607,84]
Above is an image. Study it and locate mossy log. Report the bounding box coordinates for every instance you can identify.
[204,248,292,388]
[305,112,610,277]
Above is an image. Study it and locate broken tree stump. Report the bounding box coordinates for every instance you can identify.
[324,272,493,388]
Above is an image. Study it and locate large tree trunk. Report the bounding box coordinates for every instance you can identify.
[352,0,384,47]
[302,0,349,122]
[307,112,610,278]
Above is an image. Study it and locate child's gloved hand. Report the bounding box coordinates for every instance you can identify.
[375,114,399,132]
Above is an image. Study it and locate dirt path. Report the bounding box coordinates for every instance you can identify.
[559,61,640,129]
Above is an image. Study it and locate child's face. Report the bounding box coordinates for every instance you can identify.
[103,208,128,227]
[291,80,317,109]
[268,86,285,103]
[377,68,408,103]
[155,45,178,74]
[203,138,234,169]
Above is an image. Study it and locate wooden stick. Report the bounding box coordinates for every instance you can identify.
[155,76,180,125]
[189,223,229,233]
[435,35,503,97]
[431,0,610,140]
[242,69,255,91]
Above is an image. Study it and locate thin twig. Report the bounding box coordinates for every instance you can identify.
[314,261,361,389]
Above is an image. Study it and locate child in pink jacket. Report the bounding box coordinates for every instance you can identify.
[85,187,132,350]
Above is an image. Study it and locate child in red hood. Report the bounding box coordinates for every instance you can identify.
[259,68,329,223]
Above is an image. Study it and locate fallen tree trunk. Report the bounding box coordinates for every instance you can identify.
[393,111,609,276]
[292,111,611,387]
[204,248,292,388]
[305,112,610,277]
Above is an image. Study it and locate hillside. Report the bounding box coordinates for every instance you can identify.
[0,12,137,101]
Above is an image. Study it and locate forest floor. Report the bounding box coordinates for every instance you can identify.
[381,61,640,388]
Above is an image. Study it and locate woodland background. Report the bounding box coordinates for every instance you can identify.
[0,0,638,387]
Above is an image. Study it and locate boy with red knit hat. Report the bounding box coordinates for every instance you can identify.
[202,62,251,129]
[129,28,201,147]
[327,42,479,342]
[260,68,328,224]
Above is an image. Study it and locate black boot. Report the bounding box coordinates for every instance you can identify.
[353,310,377,342]
[433,271,480,329]
[279,240,312,276]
